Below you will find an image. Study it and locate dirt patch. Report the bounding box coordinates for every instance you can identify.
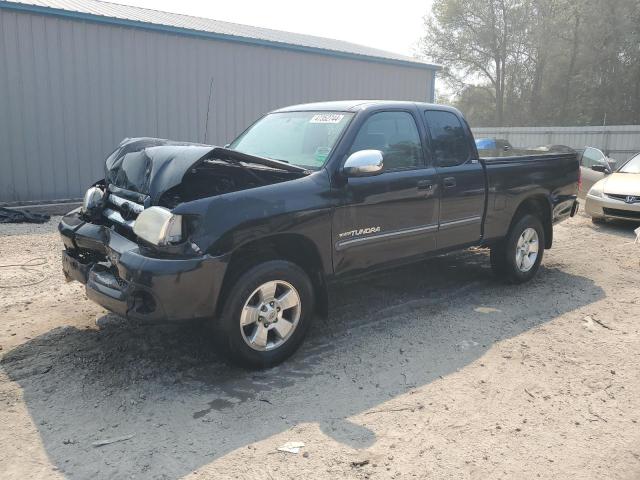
[1,213,639,479]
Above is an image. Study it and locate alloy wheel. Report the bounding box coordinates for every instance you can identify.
[239,280,301,351]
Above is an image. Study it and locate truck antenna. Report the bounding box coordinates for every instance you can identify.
[204,76,214,144]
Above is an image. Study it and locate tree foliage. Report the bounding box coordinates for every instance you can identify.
[421,0,640,126]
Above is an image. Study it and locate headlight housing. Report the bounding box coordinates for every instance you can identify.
[587,180,605,198]
[81,186,104,213]
[133,207,183,246]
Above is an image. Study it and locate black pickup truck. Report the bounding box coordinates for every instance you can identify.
[59,101,579,367]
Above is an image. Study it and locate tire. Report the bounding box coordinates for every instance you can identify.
[216,260,315,368]
[490,214,545,284]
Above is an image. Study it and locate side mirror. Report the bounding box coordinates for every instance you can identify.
[343,150,384,177]
[591,164,611,174]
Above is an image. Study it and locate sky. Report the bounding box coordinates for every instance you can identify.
[111,0,434,58]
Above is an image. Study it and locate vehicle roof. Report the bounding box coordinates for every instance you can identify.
[272,100,462,115]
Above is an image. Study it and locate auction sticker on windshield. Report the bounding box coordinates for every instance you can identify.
[309,113,345,124]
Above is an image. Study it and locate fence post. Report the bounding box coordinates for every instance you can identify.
[603,129,611,156]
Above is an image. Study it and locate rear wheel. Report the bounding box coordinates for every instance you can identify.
[216,260,315,368]
[490,214,545,284]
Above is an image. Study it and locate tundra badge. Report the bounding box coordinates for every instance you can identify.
[338,227,381,239]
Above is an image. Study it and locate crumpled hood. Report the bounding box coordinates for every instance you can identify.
[105,138,213,204]
[602,173,640,196]
[105,137,308,204]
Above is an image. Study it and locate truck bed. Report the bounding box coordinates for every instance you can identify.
[480,151,580,243]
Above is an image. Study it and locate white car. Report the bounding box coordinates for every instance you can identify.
[585,152,640,223]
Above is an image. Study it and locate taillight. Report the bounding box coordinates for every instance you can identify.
[578,167,582,192]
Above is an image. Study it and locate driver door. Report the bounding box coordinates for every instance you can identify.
[332,110,439,276]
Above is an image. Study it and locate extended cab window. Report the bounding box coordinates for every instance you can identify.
[228,111,353,169]
[424,111,471,167]
[349,111,423,170]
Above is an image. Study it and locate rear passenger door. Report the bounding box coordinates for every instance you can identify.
[423,110,485,250]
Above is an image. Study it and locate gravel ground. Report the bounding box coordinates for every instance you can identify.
[1,212,639,479]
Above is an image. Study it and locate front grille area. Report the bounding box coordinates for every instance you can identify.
[606,193,626,200]
[606,193,640,203]
[603,208,640,219]
[103,193,145,229]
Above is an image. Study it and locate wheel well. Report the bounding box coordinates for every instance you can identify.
[217,234,328,317]
[511,196,553,248]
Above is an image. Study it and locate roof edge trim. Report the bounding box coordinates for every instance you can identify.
[0,1,442,71]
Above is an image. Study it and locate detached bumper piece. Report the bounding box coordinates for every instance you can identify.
[61,249,91,283]
[59,209,228,323]
[570,199,579,217]
[552,198,579,224]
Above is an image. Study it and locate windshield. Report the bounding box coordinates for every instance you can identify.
[228,111,354,169]
[618,153,640,173]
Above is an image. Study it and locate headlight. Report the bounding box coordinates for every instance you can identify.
[81,186,104,213]
[133,207,183,246]
[587,180,605,198]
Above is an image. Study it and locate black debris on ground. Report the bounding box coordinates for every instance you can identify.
[0,207,50,224]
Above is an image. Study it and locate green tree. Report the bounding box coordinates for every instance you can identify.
[422,0,533,125]
[450,85,498,126]
[422,0,640,127]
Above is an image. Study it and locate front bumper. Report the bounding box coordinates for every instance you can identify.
[59,209,229,322]
[585,194,640,222]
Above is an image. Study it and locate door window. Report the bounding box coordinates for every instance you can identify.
[423,110,471,167]
[349,111,423,170]
[581,147,607,168]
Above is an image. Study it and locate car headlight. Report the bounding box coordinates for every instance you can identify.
[587,180,605,198]
[133,207,183,246]
[81,186,104,213]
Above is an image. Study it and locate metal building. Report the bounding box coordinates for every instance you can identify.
[0,0,439,204]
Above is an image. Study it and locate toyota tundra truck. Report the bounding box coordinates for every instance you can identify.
[59,101,580,367]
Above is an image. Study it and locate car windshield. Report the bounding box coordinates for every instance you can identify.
[228,111,354,169]
[618,153,640,173]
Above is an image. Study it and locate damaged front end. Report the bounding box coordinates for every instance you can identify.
[60,208,227,322]
[59,137,308,322]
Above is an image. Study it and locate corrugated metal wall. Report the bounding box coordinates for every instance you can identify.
[472,125,640,164]
[0,9,434,203]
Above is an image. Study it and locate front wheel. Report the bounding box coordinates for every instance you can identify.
[490,214,545,284]
[216,260,315,368]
